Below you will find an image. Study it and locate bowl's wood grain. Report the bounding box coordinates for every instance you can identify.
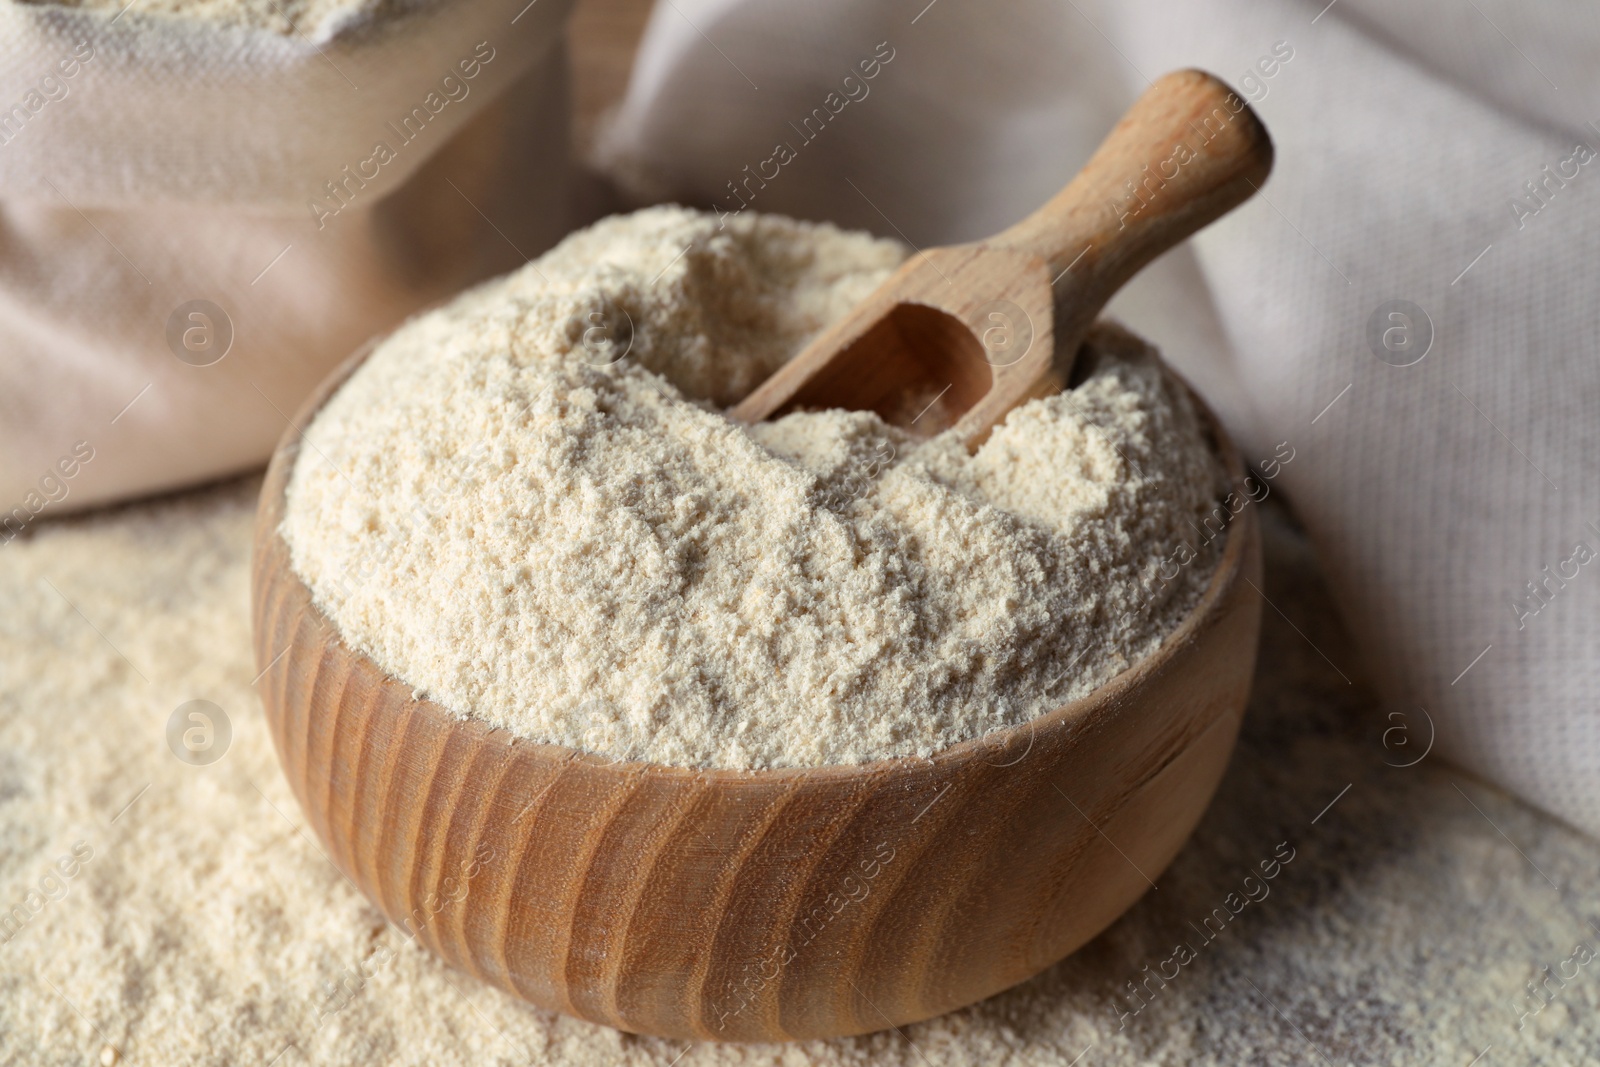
[251,335,1262,1042]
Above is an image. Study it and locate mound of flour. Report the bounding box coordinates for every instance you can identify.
[280,206,1228,769]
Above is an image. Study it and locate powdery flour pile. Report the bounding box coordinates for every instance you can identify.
[280,206,1228,769]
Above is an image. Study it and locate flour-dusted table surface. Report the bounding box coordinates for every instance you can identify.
[0,476,1594,1065]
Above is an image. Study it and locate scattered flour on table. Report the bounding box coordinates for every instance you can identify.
[280,206,1229,770]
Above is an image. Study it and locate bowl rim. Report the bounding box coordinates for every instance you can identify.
[259,323,1254,787]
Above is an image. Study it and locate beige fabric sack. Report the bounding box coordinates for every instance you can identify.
[0,0,577,524]
[597,0,1600,837]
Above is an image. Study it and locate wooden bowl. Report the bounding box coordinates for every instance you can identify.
[250,333,1262,1042]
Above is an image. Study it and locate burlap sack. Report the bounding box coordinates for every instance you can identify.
[0,0,576,521]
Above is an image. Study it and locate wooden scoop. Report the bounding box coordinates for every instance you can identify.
[731,69,1273,447]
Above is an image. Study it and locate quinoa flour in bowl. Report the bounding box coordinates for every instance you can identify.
[256,204,1259,1040]
[278,206,1231,771]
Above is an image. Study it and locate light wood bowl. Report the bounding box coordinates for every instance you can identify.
[251,327,1262,1042]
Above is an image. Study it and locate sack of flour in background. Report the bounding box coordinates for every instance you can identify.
[0,0,578,521]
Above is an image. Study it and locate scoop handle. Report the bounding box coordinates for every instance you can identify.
[992,69,1272,309]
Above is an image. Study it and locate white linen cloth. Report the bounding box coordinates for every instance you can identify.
[0,0,576,516]
[596,0,1600,836]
